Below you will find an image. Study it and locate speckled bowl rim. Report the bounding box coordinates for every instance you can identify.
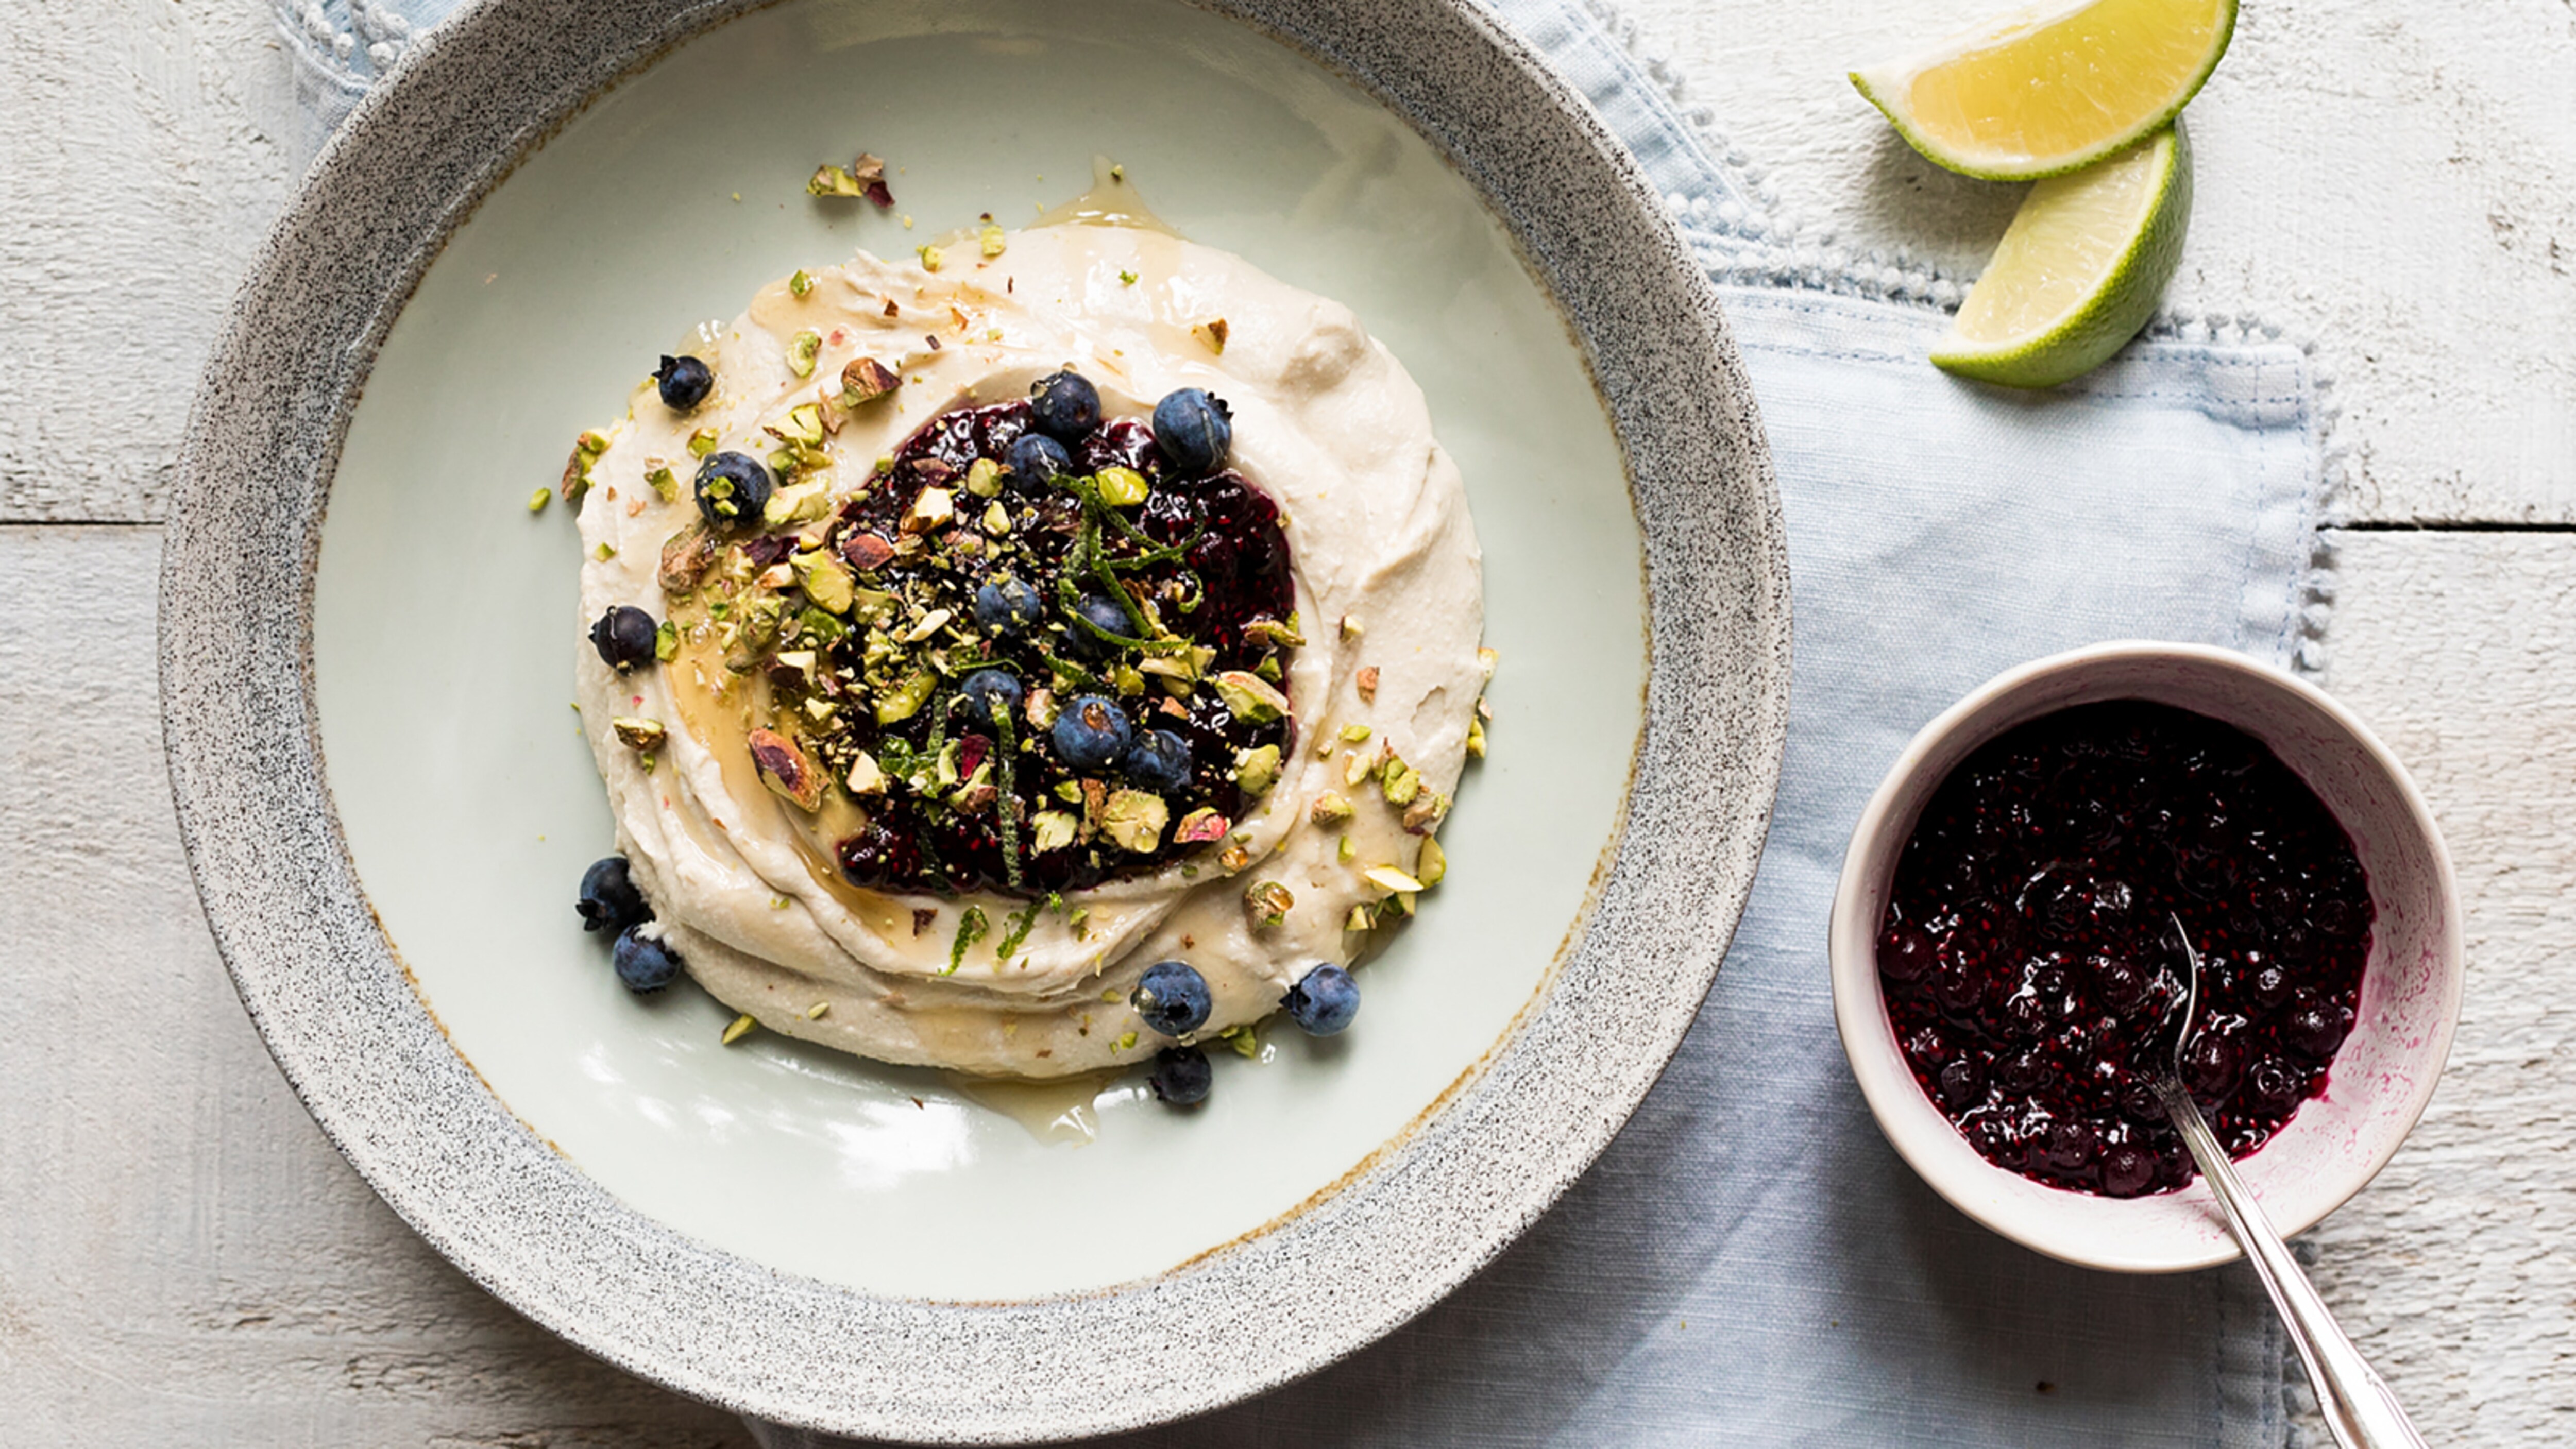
[160,0,1791,1439]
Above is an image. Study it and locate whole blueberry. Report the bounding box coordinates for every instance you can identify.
[1150,387,1232,475]
[612,924,684,993]
[589,605,660,672]
[1004,431,1073,492]
[693,451,773,530]
[576,856,649,934]
[1282,963,1359,1036]
[974,575,1045,635]
[1051,694,1134,771]
[959,669,1025,728]
[1148,1045,1212,1105]
[655,354,713,411]
[2098,1145,2158,1198]
[1064,592,1136,657]
[1123,729,1194,795]
[1132,960,1212,1036]
[1030,370,1101,441]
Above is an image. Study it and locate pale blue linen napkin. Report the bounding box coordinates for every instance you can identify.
[283,0,2323,1441]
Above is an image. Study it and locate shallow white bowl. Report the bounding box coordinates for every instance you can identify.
[1828,642,2463,1273]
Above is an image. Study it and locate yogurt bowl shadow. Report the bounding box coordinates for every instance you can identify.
[1827,642,2463,1272]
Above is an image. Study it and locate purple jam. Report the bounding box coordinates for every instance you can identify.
[813,399,1295,899]
[1878,701,2372,1198]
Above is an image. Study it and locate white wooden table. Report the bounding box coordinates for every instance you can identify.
[5,0,2570,1441]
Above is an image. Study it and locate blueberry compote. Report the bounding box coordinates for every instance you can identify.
[1878,701,2372,1198]
[674,376,1297,901]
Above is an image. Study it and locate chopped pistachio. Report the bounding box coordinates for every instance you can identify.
[1219,842,1251,872]
[1052,779,1084,805]
[1416,836,1447,889]
[1338,833,1356,863]
[1211,670,1287,723]
[1310,791,1353,825]
[591,541,617,562]
[1243,880,1294,930]
[917,243,944,272]
[721,1013,758,1045]
[1221,1023,1260,1060]
[845,751,888,796]
[1479,646,1500,679]
[788,330,822,377]
[1345,904,1374,932]
[1233,743,1282,796]
[807,163,863,197]
[1026,687,1060,730]
[1095,465,1149,506]
[643,463,679,502]
[1339,724,1372,744]
[1098,789,1169,853]
[980,224,1008,258]
[687,426,720,458]
[762,480,829,529]
[1031,809,1078,854]
[901,607,954,644]
[1191,318,1230,353]
[805,1000,831,1019]
[876,670,936,723]
[527,487,551,514]
[1403,791,1449,835]
[1340,613,1364,640]
[1118,269,1138,285]
[792,551,855,613]
[611,717,666,751]
[1364,864,1426,894]
[748,727,826,810]
[1173,807,1228,844]
[789,268,816,298]
[1465,717,1488,759]
[1244,617,1306,649]
[1111,663,1147,696]
[981,501,1012,535]
[653,620,679,661]
[1255,655,1283,683]
[901,486,956,535]
[1342,752,1372,788]
[1113,1030,1139,1053]
[1381,758,1423,807]
[840,356,901,406]
[964,457,1005,498]
[767,402,826,447]
[1355,666,1380,703]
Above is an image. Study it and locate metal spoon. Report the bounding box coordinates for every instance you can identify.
[2156,915,2426,1449]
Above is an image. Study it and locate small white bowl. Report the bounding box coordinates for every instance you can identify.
[1829,642,2463,1272]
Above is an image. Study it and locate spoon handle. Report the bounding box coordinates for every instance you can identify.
[2157,1081,2427,1449]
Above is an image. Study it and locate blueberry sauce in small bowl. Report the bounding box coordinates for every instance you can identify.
[1877,700,2370,1199]
[1828,644,2464,1272]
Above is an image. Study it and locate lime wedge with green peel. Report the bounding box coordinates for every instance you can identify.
[1930,124,2190,389]
[1852,0,2234,181]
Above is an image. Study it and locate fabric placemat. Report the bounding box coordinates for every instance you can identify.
[276,0,2328,1441]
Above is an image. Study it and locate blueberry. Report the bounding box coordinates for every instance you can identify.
[1282,963,1359,1036]
[1877,919,1935,984]
[1148,1045,1212,1105]
[655,354,713,411]
[589,605,659,672]
[612,923,684,993]
[974,575,1044,635]
[1935,1056,1983,1107]
[693,451,772,530]
[959,669,1025,728]
[1050,694,1134,771]
[577,856,649,934]
[1151,387,1232,475]
[1132,960,1211,1036]
[1004,431,1073,492]
[1122,729,1194,795]
[1064,592,1137,658]
[1030,370,1100,441]
[2099,1145,2158,1198]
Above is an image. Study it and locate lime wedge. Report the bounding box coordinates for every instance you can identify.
[1929,124,2190,389]
[1851,0,2234,181]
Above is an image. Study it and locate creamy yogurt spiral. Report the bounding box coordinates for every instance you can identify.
[573,221,1484,1078]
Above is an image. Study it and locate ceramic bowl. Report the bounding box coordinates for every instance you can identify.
[1828,642,2462,1273]
[161,0,1790,1438]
